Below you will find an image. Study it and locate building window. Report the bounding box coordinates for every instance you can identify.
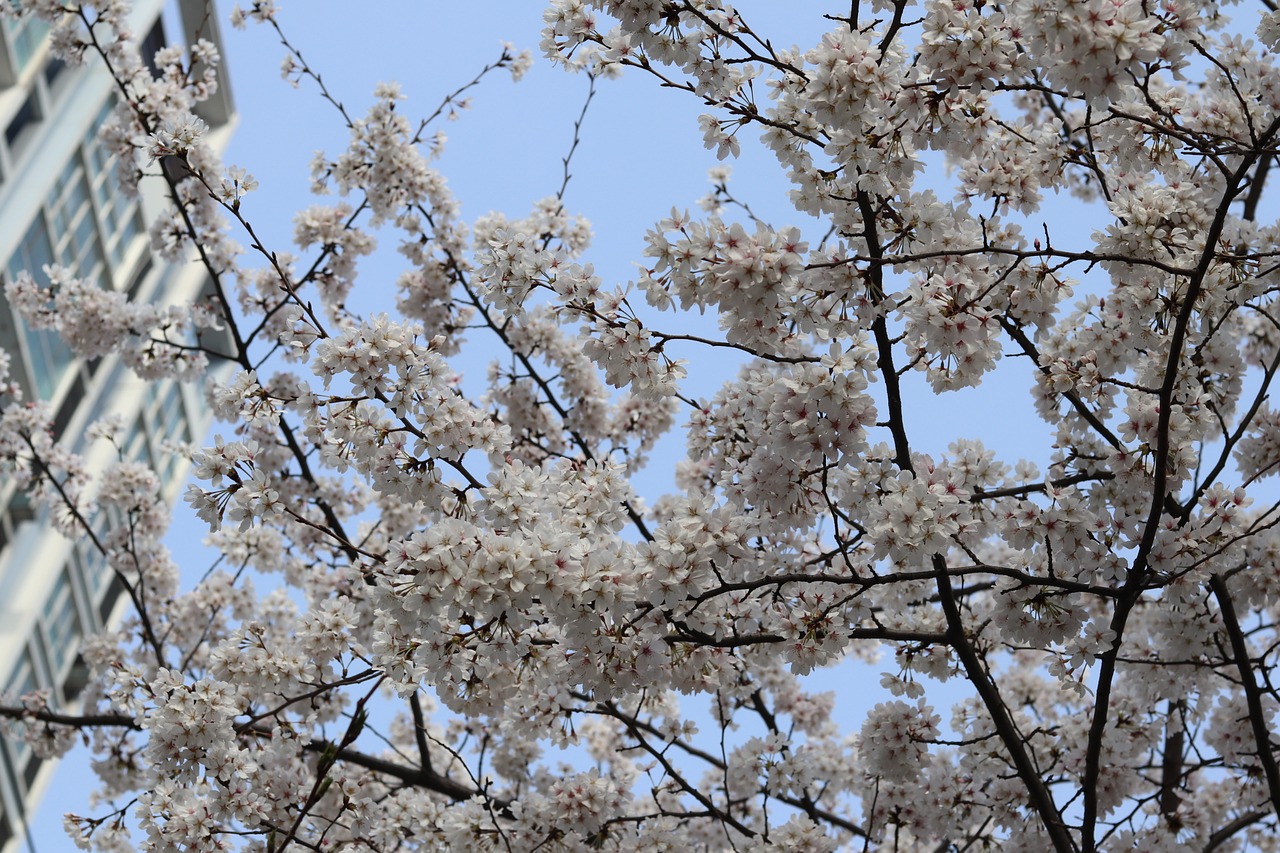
[7,491,32,526]
[42,54,65,86]
[73,538,114,628]
[5,216,77,400]
[197,274,236,359]
[162,381,191,441]
[51,370,85,441]
[3,648,38,788]
[3,8,49,75]
[3,89,39,149]
[47,154,106,285]
[140,17,165,78]
[83,100,144,273]
[149,381,190,484]
[2,96,149,401]
[20,752,39,790]
[42,569,81,677]
[96,573,124,626]
[123,413,153,469]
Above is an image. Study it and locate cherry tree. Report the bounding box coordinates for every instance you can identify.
[5,0,1280,850]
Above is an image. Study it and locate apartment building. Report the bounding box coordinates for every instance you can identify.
[0,2,234,848]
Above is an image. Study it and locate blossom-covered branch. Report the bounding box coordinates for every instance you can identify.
[3,0,1280,851]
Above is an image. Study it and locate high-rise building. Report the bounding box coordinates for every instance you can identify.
[0,2,234,849]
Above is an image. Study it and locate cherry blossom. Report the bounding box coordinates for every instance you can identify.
[4,1,1280,851]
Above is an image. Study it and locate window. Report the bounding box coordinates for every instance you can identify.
[51,371,85,441]
[73,538,114,628]
[140,17,165,78]
[150,381,191,483]
[6,216,77,400]
[3,88,39,148]
[97,573,124,625]
[2,96,149,401]
[21,751,39,790]
[42,569,81,676]
[8,491,32,525]
[43,54,65,86]
[48,154,106,284]
[162,381,191,440]
[124,413,153,469]
[83,101,144,272]
[3,648,38,786]
[198,274,236,358]
[4,7,49,74]
[3,648,35,700]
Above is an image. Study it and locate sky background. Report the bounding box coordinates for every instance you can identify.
[20,1,1108,845]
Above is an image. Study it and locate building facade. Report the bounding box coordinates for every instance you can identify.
[0,3,234,849]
